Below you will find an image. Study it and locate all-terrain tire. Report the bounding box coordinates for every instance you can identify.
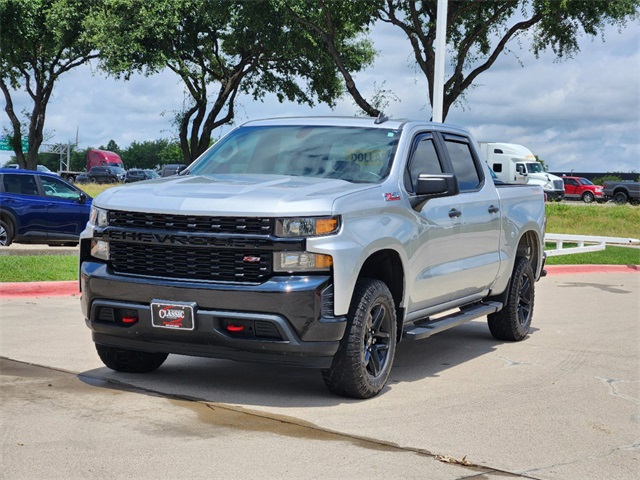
[95,344,168,373]
[322,278,397,399]
[613,191,628,205]
[488,257,535,341]
[0,219,14,246]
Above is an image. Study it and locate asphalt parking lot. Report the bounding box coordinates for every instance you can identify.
[1,268,638,480]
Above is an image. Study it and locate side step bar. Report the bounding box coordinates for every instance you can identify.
[403,301,502,341]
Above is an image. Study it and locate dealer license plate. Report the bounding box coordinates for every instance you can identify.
[151,300,196,330]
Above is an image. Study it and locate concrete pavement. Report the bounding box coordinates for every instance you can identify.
[1,270,639,479]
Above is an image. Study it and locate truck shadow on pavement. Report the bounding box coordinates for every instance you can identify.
[78,320,537,408]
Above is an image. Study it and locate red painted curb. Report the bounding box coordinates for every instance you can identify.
[545,265,639,275]
[0,281,80,298]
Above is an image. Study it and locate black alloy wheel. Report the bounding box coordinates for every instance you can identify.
[322,278,397,399]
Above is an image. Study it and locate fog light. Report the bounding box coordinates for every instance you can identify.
[273,252,332,272]
[91,240,110,260]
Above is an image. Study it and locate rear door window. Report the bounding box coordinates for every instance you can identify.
[442,137,482,192]
[2,173,39,196]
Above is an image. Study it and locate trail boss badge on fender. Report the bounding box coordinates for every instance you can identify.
[151,300,196,330]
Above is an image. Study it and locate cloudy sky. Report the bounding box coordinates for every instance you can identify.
[1,17,639,173]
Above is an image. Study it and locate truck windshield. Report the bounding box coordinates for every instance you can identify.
[578,178,594,185]
[190,125,400,183]
[525,163,544,173]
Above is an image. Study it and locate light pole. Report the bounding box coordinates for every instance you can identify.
[432,0,448,123]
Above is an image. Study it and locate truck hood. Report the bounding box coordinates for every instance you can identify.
[94,174,377,216]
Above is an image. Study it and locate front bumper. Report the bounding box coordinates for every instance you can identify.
[544,190,565,201]
[81,261,346,368]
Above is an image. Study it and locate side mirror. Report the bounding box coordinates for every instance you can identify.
[78,192,87,205]
[415,174,459,198]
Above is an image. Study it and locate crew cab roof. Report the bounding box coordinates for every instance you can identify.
[240,116,473,137]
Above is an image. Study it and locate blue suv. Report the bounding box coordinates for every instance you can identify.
[0,168,92,246]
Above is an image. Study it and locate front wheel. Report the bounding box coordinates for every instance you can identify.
[582,192,594,203]
[322,278,397,399]
[613,191,628,205]
[95,344,168,373]
[488,257,535,341]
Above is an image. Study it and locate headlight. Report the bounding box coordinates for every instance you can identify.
[89,206,109,227]
[275,216,339,237]
[91,240,110,261]
[273,252,333,272]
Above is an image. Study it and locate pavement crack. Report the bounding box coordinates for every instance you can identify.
[495,355,534,367]
[597,377,640,406]
[521,442,640,476]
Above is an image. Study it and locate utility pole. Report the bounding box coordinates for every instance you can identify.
[432,0,448,123]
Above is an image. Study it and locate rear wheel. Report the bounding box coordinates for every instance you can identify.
[0,219,14,246]
[322,278,397,399]
[488,257,535,341]
[582,192,594,203]
[613,191,628,205]
[95,344,168,373]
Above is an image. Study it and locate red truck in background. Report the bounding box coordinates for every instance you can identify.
[59,149,125,183]
[562,176,604,203]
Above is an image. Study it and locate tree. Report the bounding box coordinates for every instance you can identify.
[378,0,640,120]
[281,0,380,116]
[120,139,174,169]
[0,0,100,170]
[89,0,375,163]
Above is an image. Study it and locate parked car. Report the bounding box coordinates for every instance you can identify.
[159,164,187,177]
[603,180,640,205]
[562,176,604,203]
[74,172,90,184]
[0,168,91,246]
[87,166,125,183]
[125,169,160,183]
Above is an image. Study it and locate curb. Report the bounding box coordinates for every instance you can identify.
[1,265,638,299]
[0,281,79,298]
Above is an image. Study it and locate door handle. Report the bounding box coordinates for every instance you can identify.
[488,205,499,214]
[448,208,462,218]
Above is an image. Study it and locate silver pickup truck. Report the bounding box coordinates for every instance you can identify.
[80,117,546,398]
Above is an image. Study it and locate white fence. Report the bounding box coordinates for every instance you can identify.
[545,233,640,257]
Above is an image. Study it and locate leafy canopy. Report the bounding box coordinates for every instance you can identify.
[0,0,99,169]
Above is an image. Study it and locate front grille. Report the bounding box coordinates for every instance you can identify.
[110,242,271,283]
[553,180,564,191]
[109,211,272,235]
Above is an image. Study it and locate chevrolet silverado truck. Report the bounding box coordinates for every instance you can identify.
[80,117,546,399]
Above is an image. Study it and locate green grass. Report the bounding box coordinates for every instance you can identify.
[545,203,640,239]
[545,246,640,265]
[77,183,118,198]
[0,255,78,282]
